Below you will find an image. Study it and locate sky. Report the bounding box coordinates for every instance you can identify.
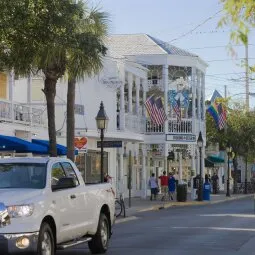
[92,0,255,107]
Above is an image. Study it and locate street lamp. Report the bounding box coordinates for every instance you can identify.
[95,101,109,183]
[226,143,232,197]
[197,131,203,201]
[167,151,175,172]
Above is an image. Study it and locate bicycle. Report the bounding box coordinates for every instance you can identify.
[115,194,126,218]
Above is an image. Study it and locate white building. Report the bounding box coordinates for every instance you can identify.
[0,33,207,198]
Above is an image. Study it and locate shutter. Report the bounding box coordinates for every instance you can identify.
[0,73,7,99]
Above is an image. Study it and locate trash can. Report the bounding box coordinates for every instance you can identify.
[177,184,187,202]
[203,182,211,201]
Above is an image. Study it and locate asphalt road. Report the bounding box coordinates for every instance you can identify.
[57,197,255,255]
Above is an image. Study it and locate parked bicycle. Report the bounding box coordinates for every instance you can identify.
[115,194,126,218]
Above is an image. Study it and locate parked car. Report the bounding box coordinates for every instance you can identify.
[0,157,115,254]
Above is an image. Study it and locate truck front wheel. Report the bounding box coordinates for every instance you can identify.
[37,222,55,255]
[88,213,109,254]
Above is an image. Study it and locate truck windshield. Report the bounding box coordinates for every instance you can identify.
[0,163,47,189]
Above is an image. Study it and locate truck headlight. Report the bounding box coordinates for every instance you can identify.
[7,205,34,218]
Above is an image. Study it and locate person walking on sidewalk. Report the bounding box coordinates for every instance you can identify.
[159,171,169,201]
[148,173,158,201]
[168,172,176,200]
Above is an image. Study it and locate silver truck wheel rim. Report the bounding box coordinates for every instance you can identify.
[41,231,52,255]
[101,220,108,248]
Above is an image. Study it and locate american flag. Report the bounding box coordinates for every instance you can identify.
[153,97,167,125]
[145,95,167,125]
[145,95,156,123]
[217,103,227,130]
[172,98,181,122]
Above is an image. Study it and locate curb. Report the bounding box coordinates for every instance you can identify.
[137,194,253,213]
[115,216,139,224]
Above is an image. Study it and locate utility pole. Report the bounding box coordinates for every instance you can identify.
[245,41,249,110]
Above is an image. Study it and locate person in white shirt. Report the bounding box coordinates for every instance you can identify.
[148,173,158,201]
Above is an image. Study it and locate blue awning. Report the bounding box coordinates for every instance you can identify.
[32,139,78,156]
[0,135,48,154]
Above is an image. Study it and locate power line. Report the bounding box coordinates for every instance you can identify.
[169,9,223,43]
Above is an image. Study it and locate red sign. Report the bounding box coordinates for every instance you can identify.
[74,137,88,151]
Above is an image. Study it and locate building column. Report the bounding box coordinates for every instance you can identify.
[197,71,201,131]
[163,65,168,132]
[179,152,183,181]
[128,73,133,114]
[142,80,147,117]
[118,147,124,194]
[8,70,14,121]
[120,74,125,130]
[28,74,32,125]
[142,145,147,198]
[191,67,196,134]
[135,77,140,115]
[191,145,196,176]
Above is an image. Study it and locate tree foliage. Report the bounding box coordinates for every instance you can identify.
[0,0,108,158]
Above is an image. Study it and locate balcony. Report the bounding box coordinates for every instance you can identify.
[0,100,45,126]
[146,118,193,134]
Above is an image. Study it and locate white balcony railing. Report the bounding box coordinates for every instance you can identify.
[0,100,45,126]
[168,118,192,134]
[147,79,164,91]
[145,121,164,134]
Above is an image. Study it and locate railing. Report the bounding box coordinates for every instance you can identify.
[146,121,164,134]
[0,100,45,126]
[147,79,164,91]
[168,118,192,134]
[124,114,146,133]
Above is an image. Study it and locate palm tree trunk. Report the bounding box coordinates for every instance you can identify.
[43,77,58,157]
[66,78,76,162]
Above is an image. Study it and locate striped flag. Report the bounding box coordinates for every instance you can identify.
[145,95,156,123]
[172,97,181,122]
[153,97,167,125]
[217,103,227,130]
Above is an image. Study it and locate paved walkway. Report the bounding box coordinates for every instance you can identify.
[118,193,254,219]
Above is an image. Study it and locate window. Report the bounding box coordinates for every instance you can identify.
[0,163,46,189]
[61,162,79,186]
[51,163,66,187]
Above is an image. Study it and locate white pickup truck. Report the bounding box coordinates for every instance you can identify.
[0,157,115,255]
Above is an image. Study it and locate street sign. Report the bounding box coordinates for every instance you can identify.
[166,134,196,144]
[97,141,122,148]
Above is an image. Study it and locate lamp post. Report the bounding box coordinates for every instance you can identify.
[167,151,175,172]
[197,131,203,201]
[95,101,109,183]
[226,143,232,197]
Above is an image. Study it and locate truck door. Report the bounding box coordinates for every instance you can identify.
[61,162,91,236]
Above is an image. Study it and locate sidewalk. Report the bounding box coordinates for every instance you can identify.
[121,193,253,218]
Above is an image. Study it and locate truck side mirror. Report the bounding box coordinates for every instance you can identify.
[52,177,76,191]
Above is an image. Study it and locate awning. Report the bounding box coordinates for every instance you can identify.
[205,158,214,168]
[207,155,224,163]
[32,139,78,156]
[0,135,48,154]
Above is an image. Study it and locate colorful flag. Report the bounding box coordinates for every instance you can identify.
[217,103,227,130]
[207,102,219,126]
[173,97,181,121]
[153,97,167,125]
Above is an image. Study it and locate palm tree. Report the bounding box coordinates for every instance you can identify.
[66,7,108,161]
[0,0,85,156]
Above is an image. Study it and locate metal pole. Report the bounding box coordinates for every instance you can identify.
[245,156,248,194]
[198,147,203,201]
[226,153,230,197]
[128,150,132,208]
[245,41,249,110]
[100,129,104,183]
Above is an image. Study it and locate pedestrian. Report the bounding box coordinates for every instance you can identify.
[148,173,158,201]
[211,173,219,194]
[159,171,169,201]
[173,171,179,186]
[168,172,176,200]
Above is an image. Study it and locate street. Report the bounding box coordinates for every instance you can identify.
[57,198,255,255]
